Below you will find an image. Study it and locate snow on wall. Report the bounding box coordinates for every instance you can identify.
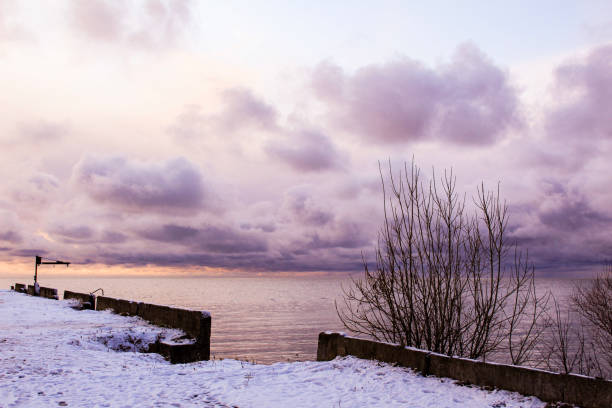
[317,331,612,408]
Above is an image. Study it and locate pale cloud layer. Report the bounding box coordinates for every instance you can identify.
[1,2,612,276]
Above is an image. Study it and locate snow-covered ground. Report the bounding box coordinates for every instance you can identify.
[0,290,546,408]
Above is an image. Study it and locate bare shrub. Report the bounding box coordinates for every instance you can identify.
[550,265,612,378]
[337,161,549,363]
[544,297,608,378]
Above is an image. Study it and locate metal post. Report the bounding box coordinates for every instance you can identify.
[34,256,40,283]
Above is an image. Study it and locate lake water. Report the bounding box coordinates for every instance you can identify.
[1,275,579,364]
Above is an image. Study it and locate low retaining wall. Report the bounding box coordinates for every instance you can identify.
[10,284,211,364]
[39,286,58,300]
[22,284,58,299]
[96,296,211,363]
[63,290,95,310]
[317,332,612,408]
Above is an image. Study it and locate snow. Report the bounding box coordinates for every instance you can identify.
[0,290,546,408]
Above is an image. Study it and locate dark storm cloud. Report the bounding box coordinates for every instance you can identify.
[303,221,370,250]
[265,129,343,172]
[73,155,206,214]
[538,199,611,232]
[95,249,363,272]
[139,224,199,242]
[12,248,47,257]
[507,178,612,274]
[70,0,194,49]
[546,44,612,141]
[139,224,268,253]
[312,44,520,145]
[195,226,268,253]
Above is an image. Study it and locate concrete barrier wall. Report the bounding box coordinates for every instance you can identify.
[96,295,211,362]
[63,290,95,309]
[24,284,58,299]
[39,286,58,300]
[14,283,27,293]
[317,332,612,408]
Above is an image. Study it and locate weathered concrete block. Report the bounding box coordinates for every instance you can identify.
[317,332,342,361]
[64,291,95,309]
[96,296,118,312]
[39,286,58,300]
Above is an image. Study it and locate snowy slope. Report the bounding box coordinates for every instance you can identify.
[0,290,545,408]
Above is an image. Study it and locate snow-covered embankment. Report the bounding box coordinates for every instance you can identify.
[0,290,545,407]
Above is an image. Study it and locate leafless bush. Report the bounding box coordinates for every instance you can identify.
[544,297,608,378]
[337,161,549,364]
[547,265,612,378]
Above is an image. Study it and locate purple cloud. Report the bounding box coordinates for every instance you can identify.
[282,187,334,226]
[170,89,278,140]
[265,129,343,172]
[312,44,520,145]
[0,230,22,244]
[12,248,47,258]
[303,221,370,250]
[73,155,206,214]
[240,222,276,233]
[195,226,268,254]
[70,0,194,50]
[139,223,268,253]
[538,198,611,232]
[92,248,363,272]
[546,44,612,142]
[51,225,94,241]
[139,224,199,242]
[216,88,278,133]
[100,231,128,244]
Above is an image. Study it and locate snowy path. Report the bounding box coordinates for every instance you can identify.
[0,290,545,408]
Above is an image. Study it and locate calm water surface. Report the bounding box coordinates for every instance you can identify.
[1,275,578,364]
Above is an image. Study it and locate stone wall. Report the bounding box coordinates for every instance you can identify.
[317,332,612,408]
[96,296,211,363]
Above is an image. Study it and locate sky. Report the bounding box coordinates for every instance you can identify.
[1,0,612,277]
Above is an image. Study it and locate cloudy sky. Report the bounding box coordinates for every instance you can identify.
[1,0,612,277]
